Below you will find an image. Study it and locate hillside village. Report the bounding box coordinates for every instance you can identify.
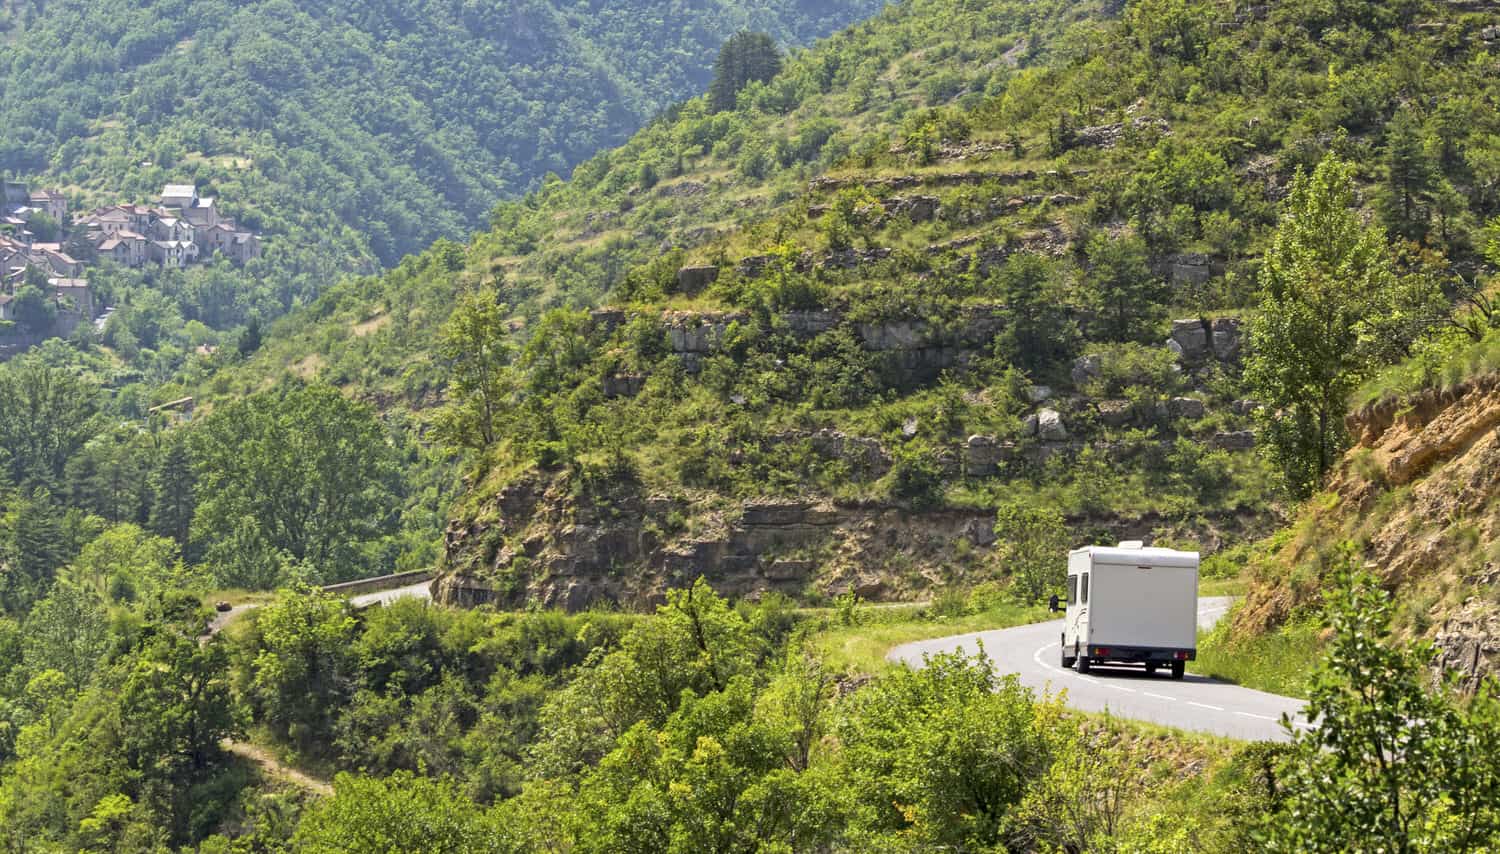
[0,180,260,352]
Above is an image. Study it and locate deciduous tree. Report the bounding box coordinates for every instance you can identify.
[432,284,514,452]
[190,382,400,585]
[1246,155,1436,496]
[1264,549,1500,852]
[0,356,100,489]
[993,499,1070,604]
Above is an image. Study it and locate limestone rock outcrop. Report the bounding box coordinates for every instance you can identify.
[1234,371,1500,691]
[1167,317,1242,365]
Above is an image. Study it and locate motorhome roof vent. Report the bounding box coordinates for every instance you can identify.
[1116,540,1145,549]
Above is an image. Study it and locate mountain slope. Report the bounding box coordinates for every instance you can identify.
[213,0,1500,609]
[0,0,883,308]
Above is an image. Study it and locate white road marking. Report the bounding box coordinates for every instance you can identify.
[1236,711,1276,721]
[1032,642,1055,672]
[1144,691,1175,701]
[1188,701,1225,712]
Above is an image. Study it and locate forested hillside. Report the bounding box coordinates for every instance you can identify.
[5,0,1500,848]
[222,0,1500,612]
[0,0,881,341]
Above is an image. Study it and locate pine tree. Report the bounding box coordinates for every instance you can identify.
[149,436,195,552]
[1381,108,1436,242]
[237,317,262,357]
[1084,232,1166,341]
[708,32,782,114]
[4,489,66,612]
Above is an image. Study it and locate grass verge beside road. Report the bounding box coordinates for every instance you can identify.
[1194,610,1321,699]
[810,601,1051,676]
[202,588,278,608]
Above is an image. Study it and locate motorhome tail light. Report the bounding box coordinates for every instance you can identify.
[1175,651,1189,660]
[1092,647,1109,657]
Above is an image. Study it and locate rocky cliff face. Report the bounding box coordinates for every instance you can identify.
[434,463,1266,612]
[434,473,1004,610]
[1234,371,1500,691]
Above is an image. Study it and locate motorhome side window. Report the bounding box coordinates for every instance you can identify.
[1067,575,1077,605]
[1080,573,1089,604]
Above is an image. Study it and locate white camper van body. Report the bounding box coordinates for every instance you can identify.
[1060,543,1199,678]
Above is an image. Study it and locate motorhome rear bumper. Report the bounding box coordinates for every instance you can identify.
[1087,645,1196,662]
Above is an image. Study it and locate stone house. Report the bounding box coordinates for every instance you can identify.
[149,239,196,268]
[47,277,94,318]
[98,231,149,267]
[97,237,131,265]
[27,189,65,224]
[182,195,218,229]
[150,215,195,244]
[37,246,82,277]
[120,204,155,234]
[85,207,130,236]
[226,230,261,263]
[159,184,197,211]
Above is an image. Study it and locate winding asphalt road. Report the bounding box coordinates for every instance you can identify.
[204,579,434,636]
[347,579,435,609]
[888,597,1310,742]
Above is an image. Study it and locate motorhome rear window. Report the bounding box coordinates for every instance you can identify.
[1080,573,1089,604]
[1067,575,1077,604]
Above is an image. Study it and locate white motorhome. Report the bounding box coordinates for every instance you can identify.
[1052,542,1199,678]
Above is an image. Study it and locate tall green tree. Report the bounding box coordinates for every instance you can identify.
[239,587,358,754]
[989,253,1078,372]
[64,428,150,525]
[1246,155,1427,496]
[20,580,109,691]
[1084,233,1166,342]
[190,382,400,585]
[992,498,1070,604]
[2,488,65,612]
[0,356,100,489]
[431,283,514,452]
[148,434,195,551]
[118,632,241,778]
[708,32,784,113]
[1380,107,1437,242]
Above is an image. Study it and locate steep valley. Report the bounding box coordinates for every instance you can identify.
[6,0,1500,847]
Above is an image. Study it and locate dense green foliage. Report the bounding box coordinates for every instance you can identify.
[190,384,401,586]
[2,0,1500,847]
[1266,550,1500,852]
[1245,155,1441,496]
[5,561,1487,850]
[0,351,442,603]
[0,1,880,363]
[0,589,244,849]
